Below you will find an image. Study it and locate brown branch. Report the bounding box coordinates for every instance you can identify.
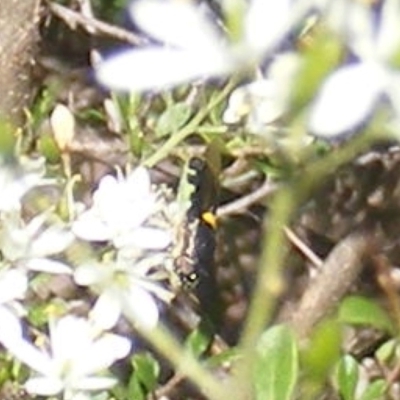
[47,2,149,46]
[287,231,372,340]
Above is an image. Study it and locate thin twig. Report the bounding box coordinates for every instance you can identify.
[284,226,323,269]
[216,178,278,217]
[47,2,149,46]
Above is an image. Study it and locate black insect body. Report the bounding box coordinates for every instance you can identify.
[173,156,220,321]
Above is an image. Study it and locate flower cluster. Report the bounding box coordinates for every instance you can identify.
[96,0,296,92]
[96,0,400,141]
[0,154,176,399]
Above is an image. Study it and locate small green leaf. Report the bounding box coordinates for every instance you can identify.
[254,324,299,400]
[335,355,359,400]
[156,102,191,137]
[375,339,398,364]
[37,133,61,164]
[339,296,394,333]
[301,319,341,384]
[359,379,387,400]
[207,348,240,368]
[0,119,16,156]
[130,352,160,396]
[185,324,213,357]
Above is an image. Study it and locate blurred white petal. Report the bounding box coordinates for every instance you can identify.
[30,227,74,257]
[78,334,131,375]
[0,269,27,302]
[131,0,222,51]
[74,377,117,391]
[25,258,72,274]
[245,0,290,56]
[0,306,23,344]
[126,166,151,197]
[121,286,159,329]
[376,0,400,60]
[90,291,122,330]
[72,213,112,242]
[115,227,171,250]
[96,47,231,93]
[25,377,63,396]
[309,63,385,137]
[8,339,53,376]
[74,263,108,286]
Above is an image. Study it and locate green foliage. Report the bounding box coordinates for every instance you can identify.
[0,119,16,157]
[185,323,214,358]
[156,102,192,137]
[128,353,160,400]
[335,355,359,400]
[301,319,342,387]
[339,296,394,333]
[37,132,61,163]
[254,324,299,400]
[359,380,387,400]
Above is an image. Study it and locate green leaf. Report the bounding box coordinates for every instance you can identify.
[359,379,387,400]
[375,339,398,364]
[129,352,160,398]
[37,132,61,164]
[339,296,394,333]
[185,324,213,358]
[335,355,359,400]
[207,348,241,369]
[0,119,16,156]
[301,319,341,384]
[156,102,191,137]
[254,324,299,400]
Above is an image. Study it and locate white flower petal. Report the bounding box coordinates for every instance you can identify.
[90,291,122,331]
[121,286,159,329]
[25,258,72,274]
[74,263,109,286]
[0,306,23,344]
[114,227,171,250]
[25,377,63,396]
[125,166,151,198]
[96,47,231,93]
[131,0,222,51]
[309,63,385,137]
[0,269,27,303]
[7,339,53,376]
[73,377,117,391]
[76,334,130,376]
[377,0,400,60]
[30,227,74,257]
[245,0,290,56]
[72,212,113,242]
[50,316,92,364]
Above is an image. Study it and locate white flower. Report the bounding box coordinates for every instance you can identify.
[3,315,131,400]
[72,166,171,251]
[96,0,297,92]
[0,269,28,349]
[309,0,400,137]
[223,52,301,134]
[0,156,50,212]
[74,253,173,331]
[0,210,73,274]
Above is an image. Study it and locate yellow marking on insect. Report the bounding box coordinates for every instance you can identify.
[201,211,217,229]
